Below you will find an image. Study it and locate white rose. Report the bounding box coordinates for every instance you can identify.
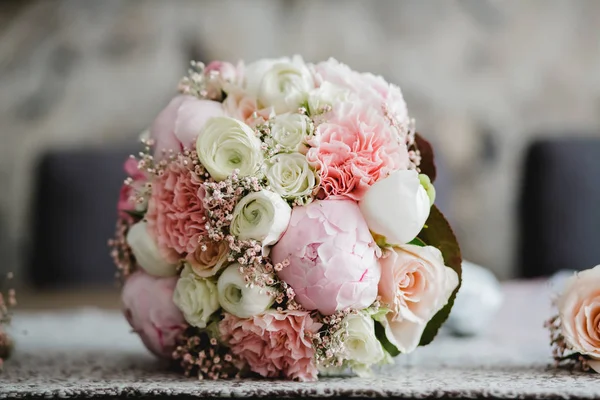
[269,113,312,152]
[342,313,386,374]
[230,190,291,247]
[217,263,274,318]
[557,265,600,373]
[245,55,314,114]
[126,221,177,277]
[172,266,220,328]
[359,170,431,245]
[266,153,318,200]
[378,245,459,353]
[196,116,263,181]
[307,82,351,114]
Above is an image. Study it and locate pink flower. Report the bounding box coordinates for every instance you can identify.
[306,101,409,200]
[271,199,381,315]
[222,87,273,126]
[205,61,238,83]
[117,158,147,221]
[219,310,322,381]
[313,58,409,126]
[122,270,186,358]
[150,95,224,160]
[146,158,208,263]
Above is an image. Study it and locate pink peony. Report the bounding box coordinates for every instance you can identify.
[306,101,410,200]
[205,61,238,83]
[150,95,224,160]
[219,310,322,381]
[313,58,409,125]
[146,158,208,263]
[271,199,381,315]
[117,158,146,221]
[122,270,186,358]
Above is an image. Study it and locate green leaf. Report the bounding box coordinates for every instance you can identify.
[408,237,427,247]
[416,205,462,347]
[124,209,145,220]
[415,133,436,182]
[374,321,400,357]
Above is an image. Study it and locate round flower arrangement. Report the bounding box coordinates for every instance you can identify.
[110,56,462,381]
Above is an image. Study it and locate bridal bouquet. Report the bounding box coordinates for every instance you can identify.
[110,56,462,381]
[547,265,600,373]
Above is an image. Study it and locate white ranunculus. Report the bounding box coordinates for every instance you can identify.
[172,266,220,328]
[307,82,351,115]
[266,153,318,200]
[269,113,312,152]
[230,190,291,247]
[217,263,274,318]
[126,221,177,277]
[342,313,386,375]
[196,116,263,181]
[245,56,314,114]
[359,170,431,245]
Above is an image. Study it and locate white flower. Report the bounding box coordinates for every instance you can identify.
[266,153,318,200]
[359,170,431,245]
[307,82,350,114]
[172,266,220,328]
[342,313,386,375]
[245,55,314,114]
[269,113,312,152]
[196,116,263,181]
[126,221,177,277]
[230,190,291,247]
[217,263,274,318]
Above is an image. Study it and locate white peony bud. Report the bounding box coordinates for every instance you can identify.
[245,55,314,114]
[269,113,312,152]
[359,170,431,245]
[266,153,318,201]
[172,266,220,328]
[126,221,177,277]
[341,313,386,375]
[196,116,263,181]
[217,263,274,318]
[230,190,292,247]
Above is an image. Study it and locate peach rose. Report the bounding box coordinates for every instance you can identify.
[185,240,229,278]
[222,87,273,126]
[557,265,600,373]
[378,244,459,353]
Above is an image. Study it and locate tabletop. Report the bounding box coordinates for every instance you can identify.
[0,280,598,399]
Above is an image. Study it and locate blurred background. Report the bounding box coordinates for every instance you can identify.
[1,0,600,306]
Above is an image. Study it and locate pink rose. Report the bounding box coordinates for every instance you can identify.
[306,101,410,200]
[222,87,273,126]
[185,240,229,278]
[378,245,459,353]
[146,156,208,263]
[313,58,409,126]
[271,199,381,315]
[557,265,600,373]
[122,270,186,358]
[117,158,147,221]
[219,310,322,381]
[150,95,224,160]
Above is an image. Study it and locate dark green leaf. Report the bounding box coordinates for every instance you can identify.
[415,133,436,182]
[408,237,427,247]
[124,209,145,220]
[416,205,462,346]
[374,321,400,357]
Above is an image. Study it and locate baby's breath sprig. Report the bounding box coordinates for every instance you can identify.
[178,61,224,101]
[0,272,16,370]
[173,327,246,380]
[545,315,592,372]
[312,309,355,369]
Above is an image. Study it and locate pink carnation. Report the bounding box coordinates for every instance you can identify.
[122,271,186,358]
[150,95,224,161]
[271,199,381,315]
[117,158,147,221]
[146,159,207,263]
[219,310,322,381]
[306,101,409,200]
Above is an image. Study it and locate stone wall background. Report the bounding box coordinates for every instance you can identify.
[1,0,600,281]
